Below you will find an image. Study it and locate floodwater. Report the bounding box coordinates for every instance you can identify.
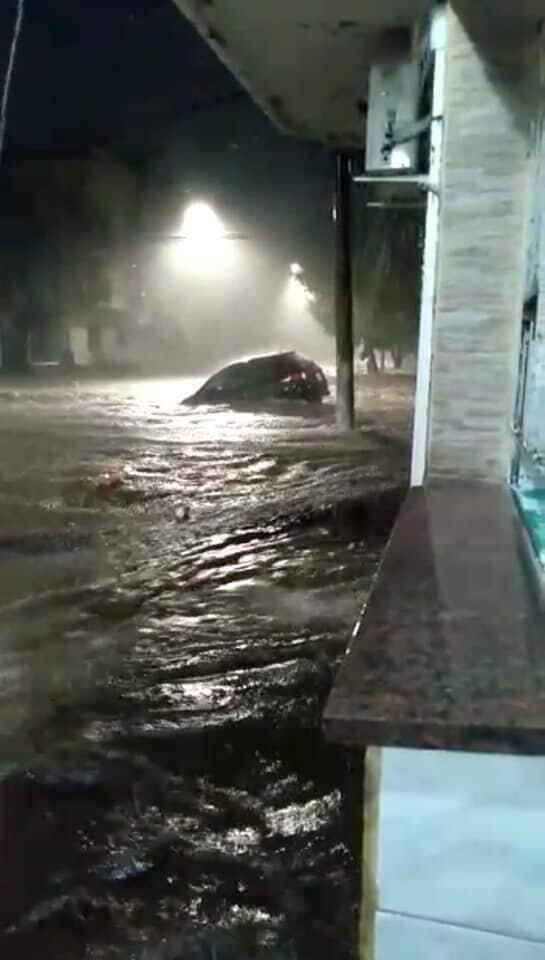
[0,373,411,960]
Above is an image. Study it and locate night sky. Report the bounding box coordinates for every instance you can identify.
[0,0,246,154]
[0,0,334,285]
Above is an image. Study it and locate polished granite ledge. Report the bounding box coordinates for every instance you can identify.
[323,482,545,755]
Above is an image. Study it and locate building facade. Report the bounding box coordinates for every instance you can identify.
[173,2,545,957]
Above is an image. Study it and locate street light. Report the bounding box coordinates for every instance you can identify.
[171,201,239,271]
[181,202,227,242]
[287,263,316,309]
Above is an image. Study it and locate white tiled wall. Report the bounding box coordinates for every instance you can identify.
[427,5,530,479]
[376,912,545,960]
[374,748,545,958]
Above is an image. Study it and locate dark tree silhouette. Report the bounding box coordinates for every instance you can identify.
[0,152,141,370]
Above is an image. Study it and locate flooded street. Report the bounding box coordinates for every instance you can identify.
[0,373,411,960]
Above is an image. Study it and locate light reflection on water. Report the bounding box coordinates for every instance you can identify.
[0,373,410,959]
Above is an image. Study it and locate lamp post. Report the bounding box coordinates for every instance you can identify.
[335,153,355,431]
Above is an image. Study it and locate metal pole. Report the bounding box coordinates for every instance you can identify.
[335,152,355,430]
[410,4,446,486]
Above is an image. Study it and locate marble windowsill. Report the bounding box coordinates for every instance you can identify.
[323,481,545,755]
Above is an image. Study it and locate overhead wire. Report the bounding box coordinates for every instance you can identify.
[0,0,25,167]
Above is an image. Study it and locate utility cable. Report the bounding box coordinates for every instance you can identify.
[0,0,25,167]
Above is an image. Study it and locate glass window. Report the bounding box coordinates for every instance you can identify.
[511,107,545,574]
[206,363,247,391]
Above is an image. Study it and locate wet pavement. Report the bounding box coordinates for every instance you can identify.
[0,373,412,959]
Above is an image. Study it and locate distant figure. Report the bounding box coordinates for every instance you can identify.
[59,346,75,369]
[358,338,378,374]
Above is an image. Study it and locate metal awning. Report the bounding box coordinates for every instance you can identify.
[172,0,543,147]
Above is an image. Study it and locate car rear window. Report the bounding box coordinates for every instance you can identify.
[206,364,247,390]
[250,355,300,381]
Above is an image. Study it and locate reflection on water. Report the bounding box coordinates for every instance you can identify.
[0,374,411,959]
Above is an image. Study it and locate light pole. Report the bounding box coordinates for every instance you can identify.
[335,153,355,431]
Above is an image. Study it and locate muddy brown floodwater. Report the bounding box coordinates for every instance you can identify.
[0,371,412,960]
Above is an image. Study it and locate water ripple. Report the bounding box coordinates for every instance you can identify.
[0,373,411,959]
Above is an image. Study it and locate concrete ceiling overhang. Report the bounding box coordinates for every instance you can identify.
[172,1,545,147]
[172,0,432,147]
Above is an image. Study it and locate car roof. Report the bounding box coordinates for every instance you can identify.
[209,352,311,381]
[245,351,302,366]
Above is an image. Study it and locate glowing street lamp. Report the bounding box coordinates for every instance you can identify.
[170,201,241,271]
[287,262,316,309]
[181,201,227,242]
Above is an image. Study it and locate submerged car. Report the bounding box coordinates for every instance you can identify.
[184,351,330,406]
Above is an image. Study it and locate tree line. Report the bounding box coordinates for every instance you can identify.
[307,187,423,370]
[0,150,141,369]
